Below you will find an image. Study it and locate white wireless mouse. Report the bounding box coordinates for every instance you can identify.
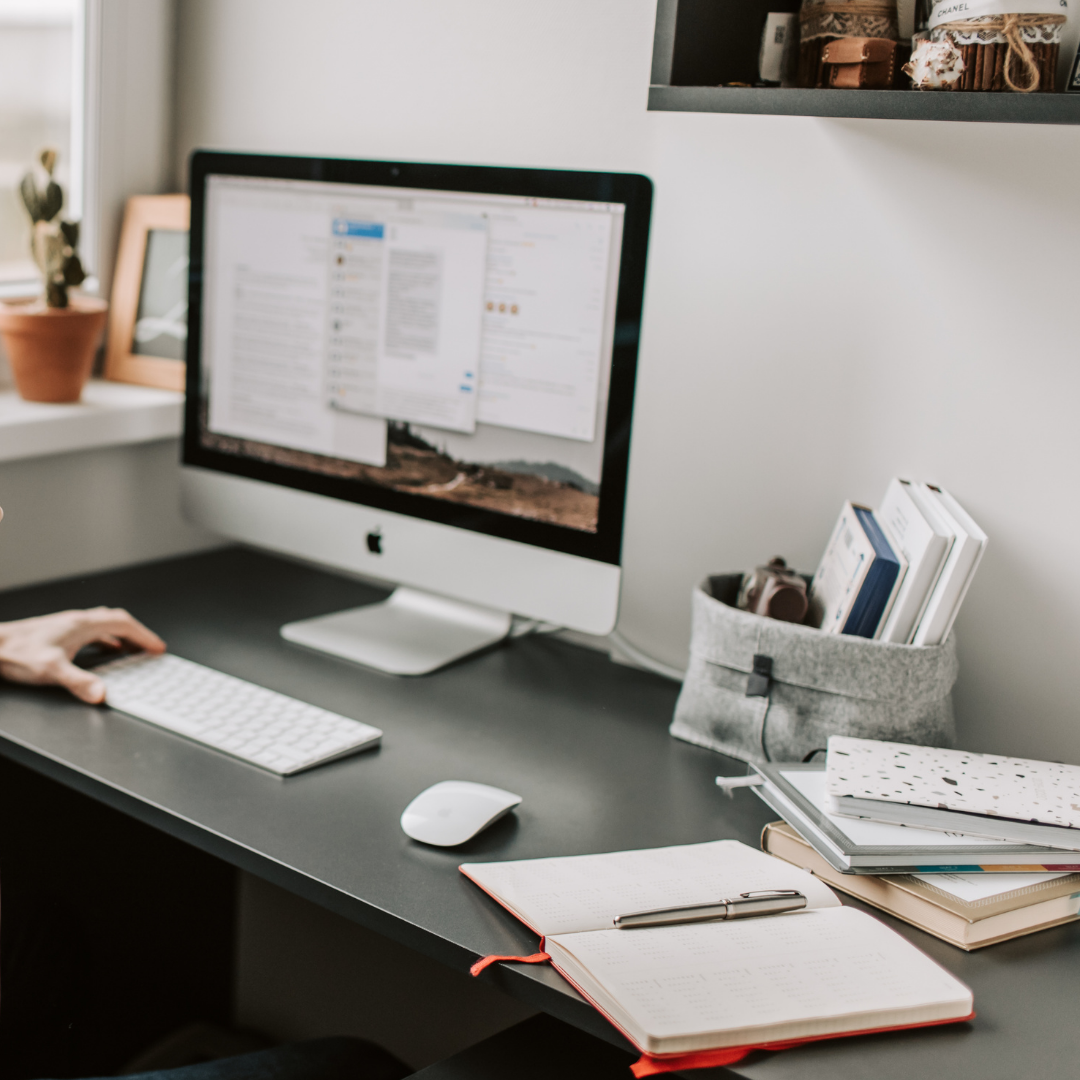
[400,780,522,847]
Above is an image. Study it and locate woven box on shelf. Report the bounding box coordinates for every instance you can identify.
[919,10,1065,92]
[797,0,901,87]
[670,575,959,766]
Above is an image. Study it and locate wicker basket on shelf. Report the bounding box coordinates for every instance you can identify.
[918,12,1065,92]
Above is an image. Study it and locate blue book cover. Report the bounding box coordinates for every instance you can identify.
[842,508,901,638]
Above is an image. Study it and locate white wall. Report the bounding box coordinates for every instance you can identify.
[0,1,215,595]
[0,439,218,592]
[175,0,1080,763]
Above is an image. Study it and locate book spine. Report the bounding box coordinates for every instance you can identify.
[843,509,900,638]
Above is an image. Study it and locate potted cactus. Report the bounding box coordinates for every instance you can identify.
[0,149,107,402]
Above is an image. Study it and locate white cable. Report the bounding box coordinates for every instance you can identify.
[511,619,685,682]
[608,630,686,683]
[509,617,563,639]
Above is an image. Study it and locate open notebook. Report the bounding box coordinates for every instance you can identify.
[462,840,973,1073]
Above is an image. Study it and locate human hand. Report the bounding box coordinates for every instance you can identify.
[0,607,166,704]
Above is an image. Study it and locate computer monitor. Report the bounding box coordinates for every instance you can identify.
[182,152,652,674]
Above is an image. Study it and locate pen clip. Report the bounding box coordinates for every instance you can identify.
[738,890,804,900]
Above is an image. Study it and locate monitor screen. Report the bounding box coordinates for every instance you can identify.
[185,154,651,566]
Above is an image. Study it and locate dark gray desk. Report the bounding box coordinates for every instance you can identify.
[0,548,1076,1080]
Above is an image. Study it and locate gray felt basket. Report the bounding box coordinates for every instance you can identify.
[670,575,958,765]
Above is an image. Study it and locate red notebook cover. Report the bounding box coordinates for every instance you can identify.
[461,866,974,1076]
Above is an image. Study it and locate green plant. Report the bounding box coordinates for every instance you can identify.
[19,148,86,308]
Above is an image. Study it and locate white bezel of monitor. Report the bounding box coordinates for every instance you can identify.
[181,152,652,665]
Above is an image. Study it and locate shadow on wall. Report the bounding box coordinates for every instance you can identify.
[951,536,1080,761]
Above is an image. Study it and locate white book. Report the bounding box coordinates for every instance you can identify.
[877,478,954,644]
[462,841,973,1060]
[808,502,875,633]
[911,486,987,646]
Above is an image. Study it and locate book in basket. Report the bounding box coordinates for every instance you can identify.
[462,840,973,1075]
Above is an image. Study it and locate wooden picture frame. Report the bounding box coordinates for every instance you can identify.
[104,194,189,391]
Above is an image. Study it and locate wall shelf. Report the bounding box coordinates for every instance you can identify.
[648,85,1080,123]
[650,0,1080,124]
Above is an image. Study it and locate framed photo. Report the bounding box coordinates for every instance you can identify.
[1068,41,1080,93]
[104,194,189,391]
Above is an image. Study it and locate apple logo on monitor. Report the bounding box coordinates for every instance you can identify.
[366,529,382,555]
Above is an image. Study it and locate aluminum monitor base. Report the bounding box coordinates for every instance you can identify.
[280,587,513,676]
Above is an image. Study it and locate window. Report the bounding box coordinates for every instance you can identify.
[0,0,78,292]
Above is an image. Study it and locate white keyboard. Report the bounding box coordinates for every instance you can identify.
[96,653,382,776]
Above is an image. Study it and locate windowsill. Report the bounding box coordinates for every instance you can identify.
[0,379,183,464]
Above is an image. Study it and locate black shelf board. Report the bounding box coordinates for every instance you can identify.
[649,84,1080,124]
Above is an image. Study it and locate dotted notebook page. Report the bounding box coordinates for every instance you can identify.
[826,736,1080,830]
[461,840,839,937]
[547,907,972,1048]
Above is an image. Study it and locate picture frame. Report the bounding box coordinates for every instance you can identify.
[1068,40,1080,93]
[104,194,189,391]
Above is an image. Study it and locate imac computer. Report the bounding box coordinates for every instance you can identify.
[181,152,652,674]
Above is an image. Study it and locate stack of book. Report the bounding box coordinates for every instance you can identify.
[763,821,1080,950]
[742,737,1080,950]
[808,478,987,644]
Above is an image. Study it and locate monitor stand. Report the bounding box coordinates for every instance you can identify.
[280,587,513,676]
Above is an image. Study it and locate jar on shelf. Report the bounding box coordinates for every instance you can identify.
[797,0,902,88]
[905,1,1066,92]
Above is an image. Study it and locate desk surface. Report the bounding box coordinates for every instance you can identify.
[0,548,1076,1080]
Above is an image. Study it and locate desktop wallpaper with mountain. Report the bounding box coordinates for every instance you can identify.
[199,417,600,533]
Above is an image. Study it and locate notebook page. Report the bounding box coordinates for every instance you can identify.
[546,906,972,1054]
[461,840,839,936]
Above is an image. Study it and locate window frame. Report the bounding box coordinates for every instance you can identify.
[0,0,177,306]
[0,0,83,299]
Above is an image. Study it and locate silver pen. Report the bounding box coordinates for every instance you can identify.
[613,890,807,929]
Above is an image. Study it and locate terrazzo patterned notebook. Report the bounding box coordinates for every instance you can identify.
[825,736,1080,850]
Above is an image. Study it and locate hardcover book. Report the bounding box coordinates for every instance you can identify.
[876,478,953,644]
[910,485,987,646]
[808,502,905,638]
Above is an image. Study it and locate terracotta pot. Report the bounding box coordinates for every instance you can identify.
[0,294,109,403]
